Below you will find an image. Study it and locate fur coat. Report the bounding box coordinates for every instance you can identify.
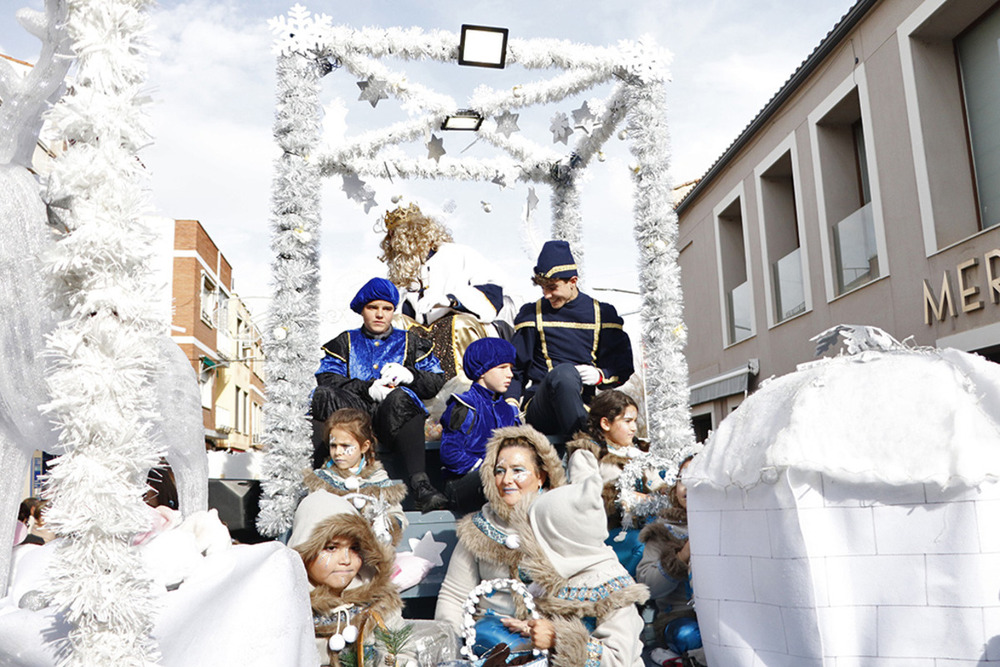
[434,425,566,635]
[304,461,407,546]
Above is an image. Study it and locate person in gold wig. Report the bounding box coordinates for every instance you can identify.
[378,203,515,382]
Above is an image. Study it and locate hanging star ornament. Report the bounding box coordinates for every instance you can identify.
[357,76,389,108]
[550,111,573,145]
[342,172,377,212]
[426,134,446,162]
[525,186,539,220]
[572,101,597,135]
[494,110,520,138]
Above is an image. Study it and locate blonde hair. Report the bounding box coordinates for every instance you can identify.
[378,203,453,288]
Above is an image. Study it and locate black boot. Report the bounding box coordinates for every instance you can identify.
[410,473,448,513]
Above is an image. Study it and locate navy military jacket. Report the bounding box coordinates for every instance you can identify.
[504,291,634,402]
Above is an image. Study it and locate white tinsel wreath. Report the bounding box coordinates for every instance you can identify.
[460,578,544,661]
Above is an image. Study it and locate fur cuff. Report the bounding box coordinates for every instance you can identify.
[548,616,593,667]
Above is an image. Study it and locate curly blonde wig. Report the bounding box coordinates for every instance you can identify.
[378,203,453,288]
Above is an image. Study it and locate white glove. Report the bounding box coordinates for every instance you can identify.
[416,291,450,324]
[575,364,603,386]
[381,362,414,386]
[368,377,394,402]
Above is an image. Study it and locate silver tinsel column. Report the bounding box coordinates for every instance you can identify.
[256,53,324,537]
[627,79,695,457]
[550,177,584,276]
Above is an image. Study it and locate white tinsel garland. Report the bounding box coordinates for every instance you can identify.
[256,52,325,537]
[39,0,165,665]
[626,79,694,456]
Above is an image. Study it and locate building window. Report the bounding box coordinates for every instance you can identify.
[200,273,217,327]
[715,189,754,345]
[756,143,808,325]
[956,4,1000,230]
[692,413,712,443]
[810,67,886,299]
[897,0,990,252]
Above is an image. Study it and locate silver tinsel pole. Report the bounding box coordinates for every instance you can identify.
[256,52,325,537]
[627,77,694,457]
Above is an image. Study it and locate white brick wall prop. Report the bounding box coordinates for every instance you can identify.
[684,337,1000,665]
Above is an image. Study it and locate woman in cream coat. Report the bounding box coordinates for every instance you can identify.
[434,425,565,639]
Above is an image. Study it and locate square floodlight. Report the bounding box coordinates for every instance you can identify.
[458,24,508,69]
[441,110,484,131]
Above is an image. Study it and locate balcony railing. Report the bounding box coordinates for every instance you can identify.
[833,202,878,294]
[772,247,806,322]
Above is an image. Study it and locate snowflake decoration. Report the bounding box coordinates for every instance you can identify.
[269,3,334,57]
[550,111,573,145]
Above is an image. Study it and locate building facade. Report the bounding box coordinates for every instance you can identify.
[676,0,1000,436]
[167,219,265,450]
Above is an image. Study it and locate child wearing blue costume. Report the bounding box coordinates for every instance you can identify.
[311,277,447,512]
[438,337,521,514]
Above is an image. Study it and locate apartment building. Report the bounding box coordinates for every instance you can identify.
[168,219,265,450]
[676,0,1000,436]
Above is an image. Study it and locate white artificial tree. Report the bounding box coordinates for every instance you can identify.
[259,5,695,533]
[39,0,166,664]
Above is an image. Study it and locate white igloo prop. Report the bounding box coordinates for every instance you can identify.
[685,329,1000,666]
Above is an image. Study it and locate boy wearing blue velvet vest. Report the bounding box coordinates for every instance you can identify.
[311,277,448,512]
[439,337,521,513]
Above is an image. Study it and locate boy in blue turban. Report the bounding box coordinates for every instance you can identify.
[504,241,635,438]
[311,277,448,512]
[438,337,521,513]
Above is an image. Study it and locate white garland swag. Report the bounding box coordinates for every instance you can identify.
[260,6,693,532]
[40,0,166,665]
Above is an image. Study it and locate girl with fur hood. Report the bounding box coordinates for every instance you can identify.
[289,490,406,667]
[565,390,647,575]
[504,448,648,667]
[303,408,407,546]
[434,425,566,647]
[635,455,701,656]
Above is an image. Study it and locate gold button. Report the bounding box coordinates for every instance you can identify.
[373,364,379,369]
[374,341,380,346]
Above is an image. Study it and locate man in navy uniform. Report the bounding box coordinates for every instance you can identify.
[311,277,448,511]
[504,240,635,437]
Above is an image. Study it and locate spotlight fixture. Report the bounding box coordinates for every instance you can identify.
[458,24,509,69]
[441,110,484,131]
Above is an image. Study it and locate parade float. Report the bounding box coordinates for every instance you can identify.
[0,1,693,665]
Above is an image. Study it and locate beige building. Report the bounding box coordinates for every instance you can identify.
[167,219,265,450]
[676,0,1000,438]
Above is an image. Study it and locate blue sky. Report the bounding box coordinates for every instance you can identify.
[1,0,856,338]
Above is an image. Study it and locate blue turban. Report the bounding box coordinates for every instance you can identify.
[463,337,516,380]
[533,240,578,280]
[349,277,399,314]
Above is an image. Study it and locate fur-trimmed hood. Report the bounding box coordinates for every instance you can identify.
[478,424,566,522]
[289,491,401,621]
